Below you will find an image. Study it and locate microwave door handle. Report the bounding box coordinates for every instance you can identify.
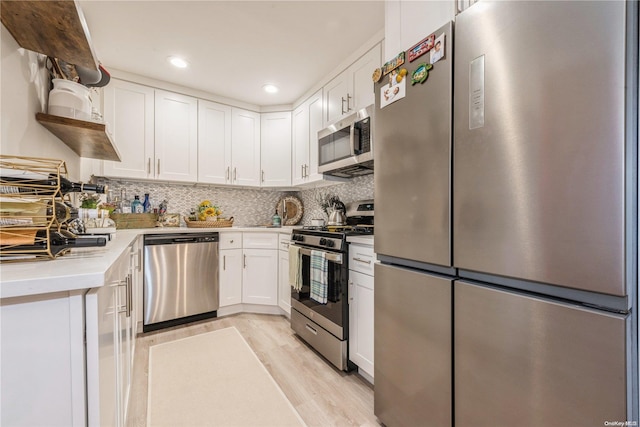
[353,122,362,155]
[350,123,357,156]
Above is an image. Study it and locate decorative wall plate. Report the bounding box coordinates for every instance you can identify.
[276,196,303,225]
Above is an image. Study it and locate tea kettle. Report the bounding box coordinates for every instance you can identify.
[327,201,346,226]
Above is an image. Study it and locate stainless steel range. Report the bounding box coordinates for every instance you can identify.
[290,200,373,371]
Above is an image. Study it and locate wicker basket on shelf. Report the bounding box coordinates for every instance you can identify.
[184,217,234,228]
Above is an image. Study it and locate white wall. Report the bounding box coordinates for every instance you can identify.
[384,0,455,62]
[1,25,81,180]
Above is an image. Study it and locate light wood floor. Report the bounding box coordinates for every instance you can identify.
[127,313,380,427]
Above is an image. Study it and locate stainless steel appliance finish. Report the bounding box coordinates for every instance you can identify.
[454,1,628,297]
[143,233,219,331]
[318,105,374,178]
[455,281,628,426]
[374,22,453,269]
[374,3,637,424]
[374,263,452,427]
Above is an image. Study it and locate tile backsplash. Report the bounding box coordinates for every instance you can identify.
[96,174,374,226]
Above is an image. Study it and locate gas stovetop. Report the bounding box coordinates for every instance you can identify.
[292,225,374,252]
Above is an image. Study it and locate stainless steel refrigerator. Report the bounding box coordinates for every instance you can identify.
[374,2,638,426]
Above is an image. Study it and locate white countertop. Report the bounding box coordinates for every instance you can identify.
[0,226,297,300]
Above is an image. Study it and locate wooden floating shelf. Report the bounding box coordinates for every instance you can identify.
[36,113,121,162]
[0,0,98,70]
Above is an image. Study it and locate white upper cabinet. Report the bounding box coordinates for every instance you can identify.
[231,108,261,187]
[260,112,292,187]
[103,80,155,179]
[324,44,381,124]
[154,90,198,182]
[292,89,324,186]
[198,100,232,185]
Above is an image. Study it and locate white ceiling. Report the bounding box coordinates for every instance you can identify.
[78,1,385,107]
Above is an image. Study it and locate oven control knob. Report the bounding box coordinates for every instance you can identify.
[325,240,335,248]
[295,235,304,242]
[319,238,327,245]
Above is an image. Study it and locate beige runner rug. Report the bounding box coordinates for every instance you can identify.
[147,327,306,427]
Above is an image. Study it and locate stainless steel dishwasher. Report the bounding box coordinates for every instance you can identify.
[143,232,219,332]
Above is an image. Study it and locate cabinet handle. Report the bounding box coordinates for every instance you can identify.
[234,167,237,182]
[346,93,352,112]
[353,257,372,265]
[137,250,142,272]
[262,170,265,182]
[147,158,151,174]
[157,159,160,176]
[341,96,347,115]
[305,164,309,177]
[243,254,247,268]
[226,166,230,181]
[223,255,226,271]
[305,324,318,335]
[127,274,132,318]
[301,164,305,178]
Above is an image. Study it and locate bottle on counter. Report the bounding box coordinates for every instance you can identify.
[272,209,281,227]
[143,193,151,213]
[0,228,107,257]
[131,195,143,213]
[119,189,132,213]
[0,169,107,195]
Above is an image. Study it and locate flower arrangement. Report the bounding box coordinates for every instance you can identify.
[197,200,222,221]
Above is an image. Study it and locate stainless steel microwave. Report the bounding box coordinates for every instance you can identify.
[317,105,373,178]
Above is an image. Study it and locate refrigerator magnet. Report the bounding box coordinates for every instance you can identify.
[380,77,406,109]
[372,68,383,83]
[411,63,433,85]
[430,34,445,64]
[408,34,436,62]
[382,51,406,76]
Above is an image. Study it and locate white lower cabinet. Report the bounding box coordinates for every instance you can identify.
[86,245,136,427]
[218,232,280,308]
[219,248,243,307]
[348,243,375,379]
[243,248,278,305]
[278,233,291,315]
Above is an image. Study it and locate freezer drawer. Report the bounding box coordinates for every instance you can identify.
[453,1,628,296]
[374,263,452,427]
[455,280,628,426]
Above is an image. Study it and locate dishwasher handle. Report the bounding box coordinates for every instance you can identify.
[144,233,219,245]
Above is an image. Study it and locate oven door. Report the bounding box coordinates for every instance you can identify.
[290,244,348,339]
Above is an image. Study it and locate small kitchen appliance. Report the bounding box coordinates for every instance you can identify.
[317,105,374,178]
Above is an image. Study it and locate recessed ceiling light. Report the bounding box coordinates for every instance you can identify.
[263,84,278,94]
[168,56,189,68]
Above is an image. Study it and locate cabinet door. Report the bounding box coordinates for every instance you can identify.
[291,104,309,185]
[349,270,374,377]
[306,90,324,182]
[324,73,349,124]
[242,249,278,305]
[198,100,232,184]
[154,90,198,182]
[350,44,380,111]
[260,112,291,187]
[103,79,154,179]
[278,248,291,315]
[219,249,243,307]
[231,108,261,186]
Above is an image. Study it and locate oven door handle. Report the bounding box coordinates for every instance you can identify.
[295,246,343,264]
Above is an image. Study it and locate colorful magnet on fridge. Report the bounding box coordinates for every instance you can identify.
[382,51,406,76]
[408,34,436,62]
[411,63,433,85]
[372,68,383,83]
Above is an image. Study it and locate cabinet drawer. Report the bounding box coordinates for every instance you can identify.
[278,233,291,251]
[243,232,278,249]
[349,244,375,276]
[219,232,242,250]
